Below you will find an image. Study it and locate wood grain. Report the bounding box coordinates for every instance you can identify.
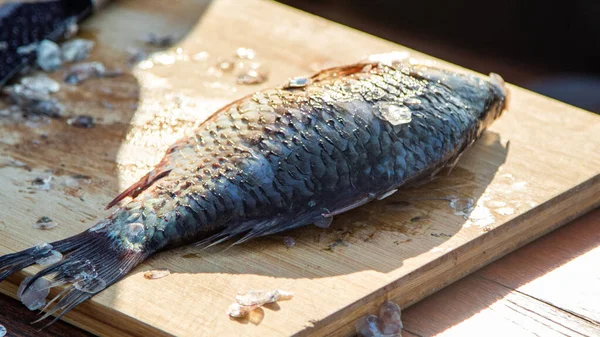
[0,0,599,336]
[403,276,600,337]
[402,208,600,337]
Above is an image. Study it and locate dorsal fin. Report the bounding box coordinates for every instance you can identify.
[105,168,171,209]
[310,62,375,83]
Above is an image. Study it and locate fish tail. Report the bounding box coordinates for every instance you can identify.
[0,224,148,327]
[0,233,84,283]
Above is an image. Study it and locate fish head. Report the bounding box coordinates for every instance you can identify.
[480,72,510,131]
[411,66,509,134]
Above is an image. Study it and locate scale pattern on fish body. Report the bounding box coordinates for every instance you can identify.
[0,59,508,325]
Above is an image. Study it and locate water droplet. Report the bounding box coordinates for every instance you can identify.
[152,52,176,65]
[0,324,6,337]
[237,69,268,85]
[33,216,57,230]
[217,60,234,72]
[143,269,170,279]
[74,277,106,293]
[235,47,256,60]
[36,250,63,265]
[18,277,51,310]
[511,181,527,190]
[138,60,154,70]
[314,216,332,228]
[449,197,474,218]
[468,206,495,227]
[487,200,507,208]
[367,51,410,66]
[376,103,412,125]
[192,51,209,61]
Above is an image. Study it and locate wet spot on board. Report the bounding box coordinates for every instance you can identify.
[142,32,177,48]
[324,239,351,252]
[430,232,452,238]
[33,216,57,230]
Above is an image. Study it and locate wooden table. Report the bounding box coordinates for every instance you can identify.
[402,208,600,337]
[1,0,599,336]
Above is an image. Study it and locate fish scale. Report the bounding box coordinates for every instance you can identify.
[0,58,508,325]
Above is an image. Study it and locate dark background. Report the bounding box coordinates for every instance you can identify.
[277,0,600,113]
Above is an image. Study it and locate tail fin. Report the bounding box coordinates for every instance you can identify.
[0,229,148,327]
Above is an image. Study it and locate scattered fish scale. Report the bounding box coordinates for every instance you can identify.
[228,289,294,318]
[36,250,63,265]
[3,79,65,117]
[61,39,95,63]
[36,40,62,72]
[235,289,293,306]
[63,62,106,85]
[356,300,403,337]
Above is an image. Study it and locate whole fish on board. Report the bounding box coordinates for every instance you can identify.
[0,55,508,325]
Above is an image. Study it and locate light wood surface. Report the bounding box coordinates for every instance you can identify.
[402,208,600,337]
[1,0,599,336]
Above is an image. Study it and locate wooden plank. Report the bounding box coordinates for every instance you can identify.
[0,0,599,336]
[402,208,600,336]
[402,275,600,337]
[479,208,600,324]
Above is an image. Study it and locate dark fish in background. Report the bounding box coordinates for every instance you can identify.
[0,56,508,325]
[0,0,107,87]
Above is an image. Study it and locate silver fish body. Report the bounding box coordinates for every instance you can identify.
[0,59,508,324]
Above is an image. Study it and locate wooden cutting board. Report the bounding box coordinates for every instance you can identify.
[1,0,599,336]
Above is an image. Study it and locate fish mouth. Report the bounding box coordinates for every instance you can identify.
[489,72,510,111]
